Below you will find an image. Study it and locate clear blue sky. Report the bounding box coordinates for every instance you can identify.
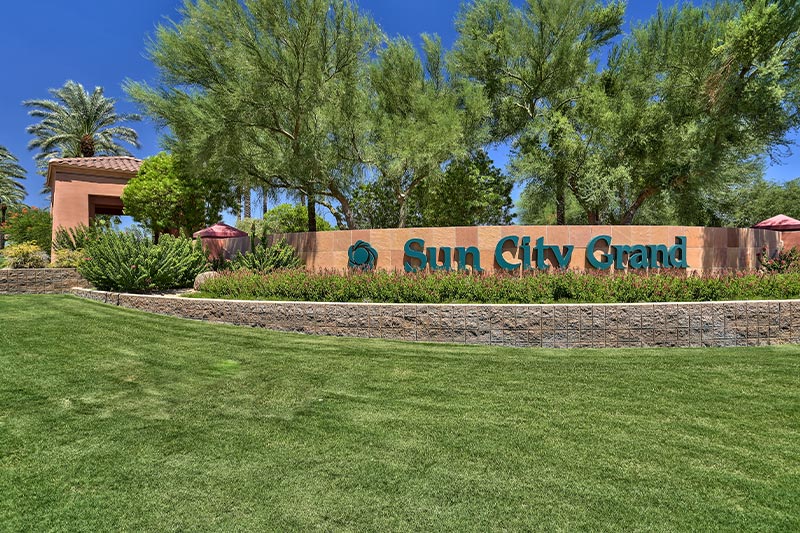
[1,0,797,213]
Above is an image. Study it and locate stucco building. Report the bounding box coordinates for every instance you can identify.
[47,156,142,245]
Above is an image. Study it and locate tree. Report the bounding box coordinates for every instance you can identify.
[451,0,624,224]
[598,0,800,224]
[0,146,26,249]
[364,36,466,228]
[351,151,514,228]
[697,175,800,228]
[420,151,514,226]
[3,207,52,251]
[350,178,425,229]
[24,80,141,174]
[522,0,800,226]
[237,203,334,235]
[127,0,381,232]
[121,152,228,240]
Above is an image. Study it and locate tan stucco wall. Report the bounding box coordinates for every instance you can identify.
[265,225,783,274]
[780,231,800,250]
[50,169,132,242]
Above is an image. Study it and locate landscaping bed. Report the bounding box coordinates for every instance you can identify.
[195,269,800,304]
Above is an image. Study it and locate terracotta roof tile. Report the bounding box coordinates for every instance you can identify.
[49,156,142,174]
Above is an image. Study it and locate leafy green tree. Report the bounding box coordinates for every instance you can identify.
[350,178,424,229]
[454,1,800,226]
[3,207,52,251]
[364,36,466,228]
[127,0,381,232]
[599,1,800,224]
[696,175,800,228]
[420,151,514,226]
[451,0,624,224]
[352,151,513,228]
[237,203,334,236]
[121,153,228,240]
[24,80,140,174]
[0,146,26,249]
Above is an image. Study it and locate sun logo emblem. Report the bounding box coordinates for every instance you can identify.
[348,240,378,271]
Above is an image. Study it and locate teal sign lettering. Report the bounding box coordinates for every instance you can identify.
[398,235,689,272]
[588,235,687,270]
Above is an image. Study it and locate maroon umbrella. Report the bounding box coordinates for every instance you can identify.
[192,222,249,239]
[752,214,800,231]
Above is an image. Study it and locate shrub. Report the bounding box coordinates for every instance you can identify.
[231,239,302,273]
[51,249,86,268]
[53,223,98,251]
[196,269,800,304]
[3,242,48,268]
[3,207,52,250]
[79,231,208,292]
[759,246,800,273]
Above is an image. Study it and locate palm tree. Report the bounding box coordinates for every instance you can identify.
[24,80,141,173]
[0,146,26,249]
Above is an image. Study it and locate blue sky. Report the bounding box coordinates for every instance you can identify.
[1,0,797,214]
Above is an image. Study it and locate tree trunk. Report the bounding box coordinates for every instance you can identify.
[555,184,566,225]
[243,189,251,219]
[397,194,408,229]
[262,193,268,218]
[307,196,317,232]
[80,134,95,157]
[397,176,423,229]
[328,183,355,229]
[587,210,600,224]
[621,186,659,224]
[0,205,6,249]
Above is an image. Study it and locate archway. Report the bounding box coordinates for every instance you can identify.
[47,156,141,248]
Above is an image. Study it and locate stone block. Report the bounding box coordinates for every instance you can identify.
[465,329,491,345]
[527,330,543,348]
[592,306,606,329]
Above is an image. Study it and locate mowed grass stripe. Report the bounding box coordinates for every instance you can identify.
[0,295,798,531]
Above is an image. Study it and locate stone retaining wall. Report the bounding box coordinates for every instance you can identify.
[0,269,89,294]
[72,288,800,348]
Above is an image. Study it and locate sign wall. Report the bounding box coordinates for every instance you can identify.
[265,225,781,274]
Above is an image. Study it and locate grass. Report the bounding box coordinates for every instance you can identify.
[1,295,798,531]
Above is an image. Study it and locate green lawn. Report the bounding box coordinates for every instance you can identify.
[1,296,798,531]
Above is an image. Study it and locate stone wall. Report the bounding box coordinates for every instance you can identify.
[0,269,90,294]
[72,288,800,348]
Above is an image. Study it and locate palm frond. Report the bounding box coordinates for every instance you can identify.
[25,80,142,162]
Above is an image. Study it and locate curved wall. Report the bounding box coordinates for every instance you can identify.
[72,288,800,349]
[264,225,781,274]
[0,268,89,294]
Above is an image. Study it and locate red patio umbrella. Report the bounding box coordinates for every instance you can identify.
[752,214,800,231]
[193,222,250,260]
[192,222,249,239]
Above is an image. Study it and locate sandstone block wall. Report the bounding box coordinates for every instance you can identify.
[0,269,90,294]
[72,288,800,348]
[265,225,781,274]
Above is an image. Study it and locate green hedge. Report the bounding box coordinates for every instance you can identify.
[196,269,800,304]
